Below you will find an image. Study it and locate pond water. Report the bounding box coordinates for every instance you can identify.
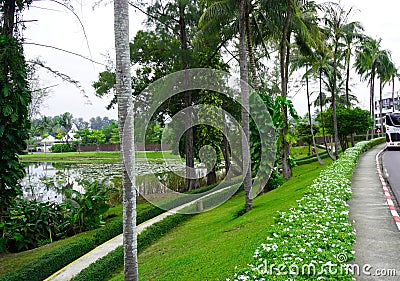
[21,161,208,203]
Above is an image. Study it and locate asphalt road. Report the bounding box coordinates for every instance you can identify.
[382,149,400,206]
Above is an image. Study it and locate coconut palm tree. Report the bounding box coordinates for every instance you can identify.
[198,0,262,91]
[321,2,359,159]
[376,49,395,136]
[342,18,364,107]
[238,0,253,212]
[354,37,385,139]
[114,0,138,279]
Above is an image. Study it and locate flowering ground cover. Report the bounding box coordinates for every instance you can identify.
[230,139,384,281]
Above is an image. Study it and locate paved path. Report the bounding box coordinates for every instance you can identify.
[45,183,236,281]
[349,144,400,280]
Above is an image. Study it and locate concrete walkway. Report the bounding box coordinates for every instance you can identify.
[349,143,400,280]
[45,182,236,281]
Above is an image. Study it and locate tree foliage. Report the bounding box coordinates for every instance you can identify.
[317,106,372,150]
[0,34,31,218]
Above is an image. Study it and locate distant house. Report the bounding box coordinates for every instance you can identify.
[38,135,57,152]
[61,123,80,143]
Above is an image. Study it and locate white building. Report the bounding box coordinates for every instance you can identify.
[374,90,399,129]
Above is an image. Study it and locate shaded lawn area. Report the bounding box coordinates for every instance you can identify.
[108,159,332,281]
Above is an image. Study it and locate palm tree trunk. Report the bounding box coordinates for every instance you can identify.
[114,1,138,280]
[370,69,375,139]
[332,41,340,159]
[392,76,395,112]
[346,54,355,146]
[280,0,292,180]
[178,2,196,191]
[244,6,259,92]
[319,68,334,160]
[221,103,231,180]
[345,52,351,107]
[380,79,384,137]
[306,68,323,165]
[239,0,252,212]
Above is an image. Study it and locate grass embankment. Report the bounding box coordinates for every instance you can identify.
[108,159,332,281]
[291,145,325,159]
[19,151,179,163]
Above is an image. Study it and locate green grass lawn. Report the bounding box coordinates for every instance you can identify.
[19,151,180,163]
[108,159,332,281]
[291,145,325,159]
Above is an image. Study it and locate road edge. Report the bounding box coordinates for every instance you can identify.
[375,147,400,231]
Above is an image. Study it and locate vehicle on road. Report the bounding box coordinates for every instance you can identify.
[385,112,400,150]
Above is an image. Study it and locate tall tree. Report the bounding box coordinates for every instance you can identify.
[114,0,138,280]
[322,2,358,159]
[178,0,196,191]
[354,37,385,139]
[342,16,363,107]
[376,49,395,135]
[0,1,32,220]
[239,0,253,211]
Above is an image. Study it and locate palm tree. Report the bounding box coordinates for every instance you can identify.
[376,49,395,136]
[263,0,319,178]
[342,19,363,107]
[114,0,138,280]
[198,0,261,91]
[238,0,253,212]
[354,37,385,140]
[390,67,399,112]
[322,2,358,159]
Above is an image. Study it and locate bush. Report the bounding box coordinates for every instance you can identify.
[51,143,76,153]
[0,237,95,281]
[0,199,72,252]
[229,139,383,280]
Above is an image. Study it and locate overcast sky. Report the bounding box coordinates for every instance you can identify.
[23,0,400,121]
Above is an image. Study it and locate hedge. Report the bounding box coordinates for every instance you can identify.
[70,213,193,281]
[230,138,384,280]
[0,238,95,281]
[0,205,164,281]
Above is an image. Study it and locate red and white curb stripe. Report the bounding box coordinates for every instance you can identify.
[376,148,400,231]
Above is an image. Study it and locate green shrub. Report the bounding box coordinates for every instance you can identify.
[1,199,72,253]
[0,237,95,281]
[71,214,193,281]
[92,205,164,246]
[51,143,76,153]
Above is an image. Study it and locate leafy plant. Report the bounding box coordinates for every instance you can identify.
[0,199,70,252]
[64,179,113,232]
[51,143,76,153]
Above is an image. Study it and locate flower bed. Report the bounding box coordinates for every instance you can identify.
[230,138,384,281]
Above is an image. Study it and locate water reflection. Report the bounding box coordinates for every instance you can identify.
[22,162,207,202]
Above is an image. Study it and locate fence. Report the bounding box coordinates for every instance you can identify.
[77,143,170,152]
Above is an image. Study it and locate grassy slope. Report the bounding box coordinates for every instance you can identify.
[109,159,332,281]
[291,145,325,159]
